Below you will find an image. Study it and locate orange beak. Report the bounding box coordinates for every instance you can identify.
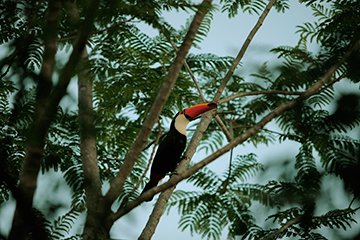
[180,102,217,120]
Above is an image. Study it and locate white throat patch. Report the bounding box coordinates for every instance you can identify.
[174,114,190,136]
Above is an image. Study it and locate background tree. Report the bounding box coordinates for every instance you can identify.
[0,0,359,240]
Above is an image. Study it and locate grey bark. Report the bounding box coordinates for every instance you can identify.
[8,0,101,239]
[103,0,214,211]
[9,0,62,238]
[63,1,110,238]
[78,49,109,240]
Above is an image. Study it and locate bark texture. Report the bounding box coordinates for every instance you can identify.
[78,49,109,240]
[104,0,214,213]
[9,0,62,238]
[63,1,109,238]
[113,38,360,226]
[137,1,276,238]
[9,0,101,239]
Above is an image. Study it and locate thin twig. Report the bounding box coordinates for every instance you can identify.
[168,36,233,141]
[259,217,300,240]
[120,120,162,208]
[111,37,360,221]
[213,0,277,102]
[142,131,167,152]
[58,16,137,42]
[0,60,15,80]
[169,39,206,102]
[317,72,347,94]
[219,103,234,194]
[348,197,356,209]
[219,90,304,104]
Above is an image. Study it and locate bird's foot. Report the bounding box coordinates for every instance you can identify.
[181,155,190,161]
[169,170,179,177]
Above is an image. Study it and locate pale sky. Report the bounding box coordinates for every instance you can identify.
[1,1,359,240]
[109,2,328,240]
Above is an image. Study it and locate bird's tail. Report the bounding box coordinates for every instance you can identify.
[140,180,159,201]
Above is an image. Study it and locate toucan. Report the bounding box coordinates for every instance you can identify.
[141,102,217,201]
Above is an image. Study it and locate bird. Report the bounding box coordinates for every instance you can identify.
[140,101,217,201]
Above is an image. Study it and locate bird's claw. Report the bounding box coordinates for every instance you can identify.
[181,155,190,161]
[169,170,179,176]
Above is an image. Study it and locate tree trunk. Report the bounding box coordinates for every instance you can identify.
[77,48,110,240]
[9,0,101,238]
[8,0,62,238]
[63,0,111,237]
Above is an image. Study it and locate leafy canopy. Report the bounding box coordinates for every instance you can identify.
[1,0,360,239]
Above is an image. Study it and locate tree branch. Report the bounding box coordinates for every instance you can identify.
[169,39,206,102]
[9,0,101,238]
[169,37,233,141]
[111,37,360,223]
[62,1,102,206]
[103,0,213,210]
[259,217,300,240]
[63,0,102,205]
[78,47,105,238]
[213,0,277,102]
[219,90,304,104]
[317,72,347,94]
[137,2,277,238]
[9,0,62,238]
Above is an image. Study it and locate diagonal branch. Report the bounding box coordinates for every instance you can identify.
[136,1,277,238]
[317,72,347,94]
[212,0,278,140]
[103,0,213,209]
[111,37,360,222]
[169,39,206,102]
[8,0,101,239]
[259,217,300,240]
[213,0,277,102]
[219,90,304,104]
[169,38,233,141]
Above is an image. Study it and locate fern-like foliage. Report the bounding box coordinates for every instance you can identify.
[50,206,85,240]
[27,208,53,240]
[166,154,278,240]
[1,0,360,239]
[244,206,360,240]
[220,0,289,17]
[220,0,265,17]
[242,92,360,239]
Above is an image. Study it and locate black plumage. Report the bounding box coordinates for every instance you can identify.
[140,101,217,201]
[141,113,186,201]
